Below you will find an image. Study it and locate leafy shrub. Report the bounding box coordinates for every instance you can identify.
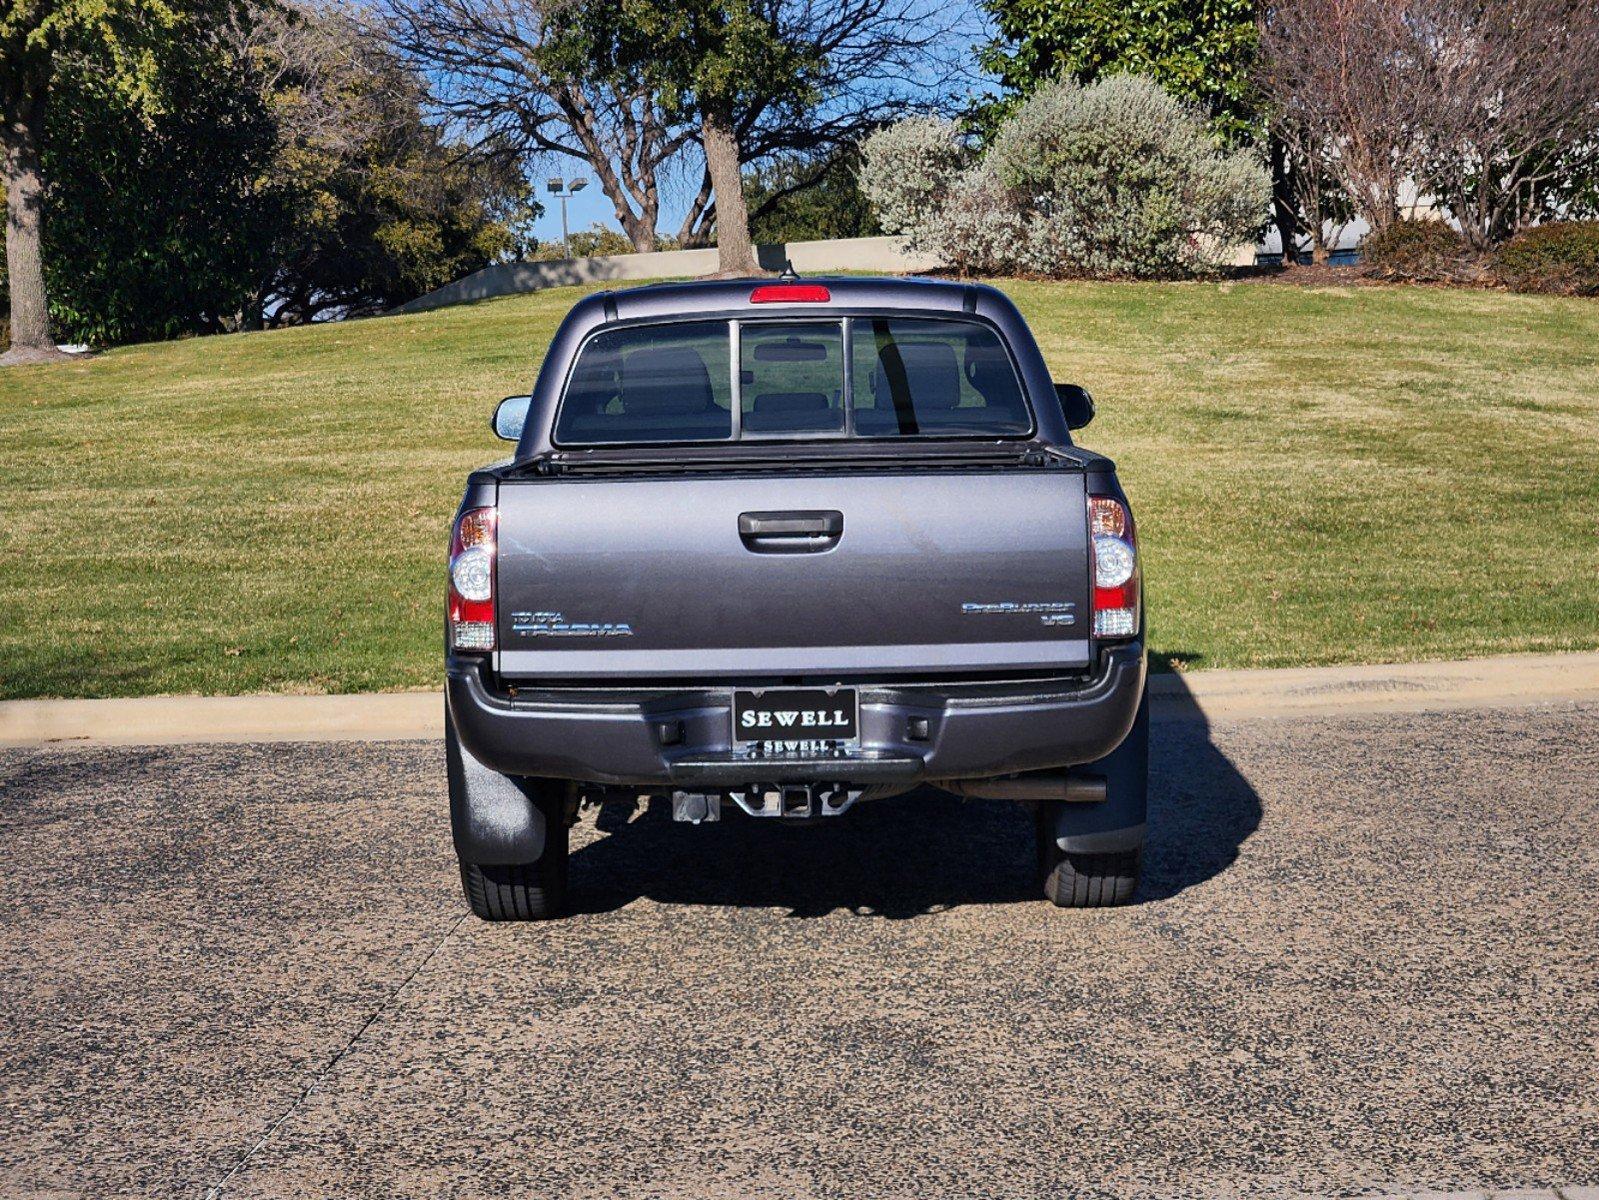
[858,117,972,256]
[1493,221,1599,296]
[568,225,637,258]
[1360,220,1477,284]
[860,77,1269,279]
[929,165,1031,276]
[44,52,278,345]
[529,224,636,260]
[985,76,1269,277]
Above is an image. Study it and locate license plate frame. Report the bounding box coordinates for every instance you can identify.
[732,687,860,747]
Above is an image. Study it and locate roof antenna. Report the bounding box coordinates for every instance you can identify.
[778,258,800,282]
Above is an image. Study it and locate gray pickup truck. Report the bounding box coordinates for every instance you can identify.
[446,276,1147,919]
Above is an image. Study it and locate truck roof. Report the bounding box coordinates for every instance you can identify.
[581,275,1000,325]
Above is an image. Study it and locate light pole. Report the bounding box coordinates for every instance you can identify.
[546,176,588,259]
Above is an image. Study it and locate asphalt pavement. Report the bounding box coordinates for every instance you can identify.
[2,698,1596,1198]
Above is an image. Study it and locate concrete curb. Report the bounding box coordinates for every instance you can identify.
[2,651,1597,749]
[0,691,441,749]
[1148,650,1599,723]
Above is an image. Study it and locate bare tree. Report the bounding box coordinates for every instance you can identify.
[1274,119,1356,263]
[1261,83,1358,264]
[670,0,972,252]
[1406,0,1599,247]
[378,0,689,253]
[1258,0,1423,235]
[379,0,963,268]
[230,1,394,158]
[1259,0,1599,246]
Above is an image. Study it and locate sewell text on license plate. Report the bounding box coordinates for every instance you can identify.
[732,688,859,745]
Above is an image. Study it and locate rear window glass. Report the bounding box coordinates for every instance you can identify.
[553,316,1030,445]
[850,318,1030,437]
[741,321,846,436]
[555,321,733,444]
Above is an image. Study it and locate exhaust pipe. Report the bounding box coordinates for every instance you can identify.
[940,774,1107,803]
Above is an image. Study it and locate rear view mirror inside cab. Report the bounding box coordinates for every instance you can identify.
[753,337,830,363]
[494,395,533,441]
[1055,382,1095,430]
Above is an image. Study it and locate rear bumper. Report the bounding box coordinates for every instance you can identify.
[447,642,1146,787]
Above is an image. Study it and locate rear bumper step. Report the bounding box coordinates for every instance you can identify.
[669,754,923,786]
[447,642,1146,787]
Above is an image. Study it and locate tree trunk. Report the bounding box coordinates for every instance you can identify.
[242,287,265,332]
[551,89,661,256]
[627,226,655,253]
[572,162,656,253]
[701,105,757,276]
[2,81,65,364]
[620,211,656,253]
[676,168,714,248]
[1268,135,1300,270]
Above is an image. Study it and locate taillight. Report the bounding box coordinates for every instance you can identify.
[1088,495,1139,639]
[448,506,496,652]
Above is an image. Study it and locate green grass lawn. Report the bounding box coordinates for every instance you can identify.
[1,279,1596,699]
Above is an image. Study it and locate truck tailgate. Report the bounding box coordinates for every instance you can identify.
[495,471,1091,680]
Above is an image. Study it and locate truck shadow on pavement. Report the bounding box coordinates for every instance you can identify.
[569,673,1260,919]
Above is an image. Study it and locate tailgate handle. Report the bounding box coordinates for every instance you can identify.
[739,510,843,540]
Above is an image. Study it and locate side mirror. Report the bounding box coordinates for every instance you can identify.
[1054,382,1095,430]
[493,395,532,442]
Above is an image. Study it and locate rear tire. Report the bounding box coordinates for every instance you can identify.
[1036,803,1142,907]
[459,801,569,921]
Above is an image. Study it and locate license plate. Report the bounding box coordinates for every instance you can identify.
[733,688,859,745]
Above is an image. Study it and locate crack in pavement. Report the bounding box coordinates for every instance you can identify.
[200,911,469,1199]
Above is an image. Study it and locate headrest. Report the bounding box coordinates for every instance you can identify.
[621,347,714,415]
[753,391,828,415]
[872,341,961,410]
[743,391,837,432]
[963,343,1012,402]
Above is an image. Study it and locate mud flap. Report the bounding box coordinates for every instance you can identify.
[1050,684,1148,855]
[446,709,548,865]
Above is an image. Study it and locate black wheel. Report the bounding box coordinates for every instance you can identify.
[1036,803,1142,908]
[459,798,569,921]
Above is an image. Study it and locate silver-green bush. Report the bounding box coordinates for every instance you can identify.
[930,165,1031,276]
[857,117,971,258]
[861,76,1271,278]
